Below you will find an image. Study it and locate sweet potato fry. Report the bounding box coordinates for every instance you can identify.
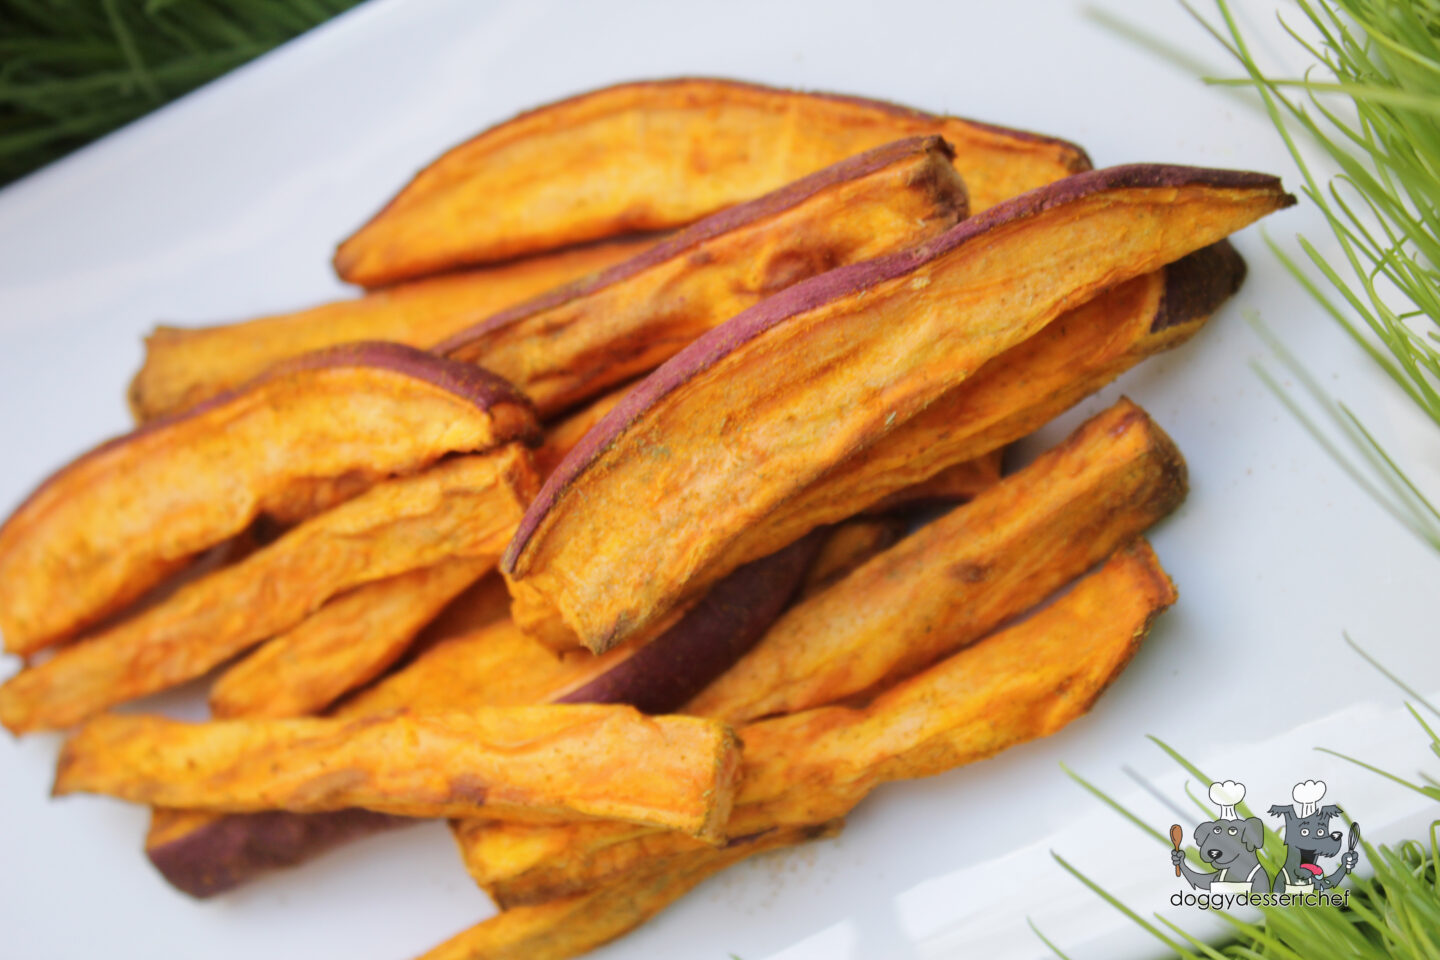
[209,558,493,720]
[419,822,842,960]
[129,238,654,422]
[549,529,824,713]
[0,344,536,656]
[434,136,969,417]
[504,167,1290,653]
[145,534,819,895]
[689,399,1183,722]
[55,706,741,841]
[532,384,632,479]
[458,539,1174,907]
[206,388,627,721]
[335,77,1089,285]
[0,446,538,734]
[146,614,539,898]
[799,518,907,599]
[702,240,1243,576]
[394,571,516,659]
[861,449,1004,514]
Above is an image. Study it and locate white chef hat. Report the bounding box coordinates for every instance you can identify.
[1292,780,1326,817]
[1209,780,1246,820]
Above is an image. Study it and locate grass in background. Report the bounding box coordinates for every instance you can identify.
[1049,3,1440,953]
[0,0,362,186]
[1196,0,1440,551]
[1038,706,1440,959]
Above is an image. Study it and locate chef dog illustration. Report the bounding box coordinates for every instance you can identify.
[1269,780,1359,894]
[1169,780,1270,893]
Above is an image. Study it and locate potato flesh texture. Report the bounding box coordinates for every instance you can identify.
[0,365,530,656]
[131,238,652,422]
[861,448,1003,514]
[345,530,823,713]
[439,142,968,418]
[533,385,632,479]
[507,182,1277,654]
[335,78,1088,285]
[54,706,740,841]
[689,398,1183,723]
[209,558,493,720]
[463,396,1178,893]
[208,386,650,720]
[145,590,532,896]
[428,825,843,960]
[417,822,843,960]
[799,518,907,599]
[459,539,1174,907]
[202,391,627,724]
[406,570,516,650]
[145,532,814,892]
[702,269,1204,578]
[0,446,538,734]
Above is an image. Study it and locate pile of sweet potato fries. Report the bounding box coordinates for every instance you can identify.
[0,79,1295,959]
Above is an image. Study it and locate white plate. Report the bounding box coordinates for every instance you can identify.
[2,2,1437,958]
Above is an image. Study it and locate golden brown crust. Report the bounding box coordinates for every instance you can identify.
[460,537,1176,908]
[55,706,742,841]
[798,518,908,599]
[208,558,493,720]
[0,446,538,734]
[505,172,1283,654]
[432,136,969,417]
[422,821,842,960]
[688,399,1185,723]
[130,238,654,422]
[703,242,1236,575]
[0,344,536,656]
[335,77,1088,285]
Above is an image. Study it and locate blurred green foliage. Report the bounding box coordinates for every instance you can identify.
[0,0,362,185]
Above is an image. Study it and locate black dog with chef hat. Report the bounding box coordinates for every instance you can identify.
[1269,779,1358,894]
[1171,780,1270,893]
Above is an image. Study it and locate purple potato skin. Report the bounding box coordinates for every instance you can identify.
[1154,239,1247,332]
[555,528,828,713]
[144,530,827,897]
[504,164,1293,572]
[433,136,963,357]
[148,809,411,899]
[4,341,538,547]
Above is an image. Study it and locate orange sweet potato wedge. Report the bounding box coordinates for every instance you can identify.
[0,344,537,656]
[145,606,538,898]
[407,570,516,648]
[342,530,824,718]
[334,77,1089,286]
[862,449,1003,514]
[504,165,1291,653]
[702,240,1243,576]
[690,399,1183,722]
[799,517,907,599]
[433,136,968,417]
[532,384,633,478]
[130,238,654,422]
[0,445,538,734]
[458,539,1174,908]
[445,399,1183,900]
[208,558,493,720]
[54,705,741,841]
[547,529,825,714]
[143,532,820,896]
[419,822,843,960]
